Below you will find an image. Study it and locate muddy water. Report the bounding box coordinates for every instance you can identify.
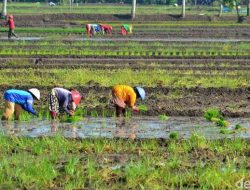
[0,37,42,41]
[80,38,250,42]
[0,117,249,139]
[1,37,250,42]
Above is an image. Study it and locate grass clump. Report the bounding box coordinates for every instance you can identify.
[212,118,230,128]
[169,131,179,140]
[138,104,148,112]
[159,114,169,121]
[204,108,230,128]
[235,124,243,130]
[204,108,221,121]
[61,116,83,123]
[220,128,233,134]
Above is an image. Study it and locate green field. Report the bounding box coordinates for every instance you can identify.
[5,3,235,15]
[0,6,249,189]
[0,135,249,189]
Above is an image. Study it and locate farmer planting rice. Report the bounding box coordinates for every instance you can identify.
[111,85,145,117]
[3,15,18,39]
[121,24,132,35]
[1,88,40,120]
[86,24,103,37]
[48,87,81,119]
[100,24,113,35]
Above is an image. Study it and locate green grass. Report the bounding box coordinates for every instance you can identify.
[204,108,230,128]
[0,68,249,88]
[159,114,169,121]
[169,131,179,139]
[4,3,236,15]
[0,135,248,189]
[138,104,148,112]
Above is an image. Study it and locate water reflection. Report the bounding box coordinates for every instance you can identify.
[114,118,138,139]
[0,117,249,139]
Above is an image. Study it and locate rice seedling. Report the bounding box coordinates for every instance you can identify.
[159,114,169,121]
[0,135,248,189]
[138,104,148,112]
[220,128,233,134]
[169,132,179,140]
[235,124,243,130]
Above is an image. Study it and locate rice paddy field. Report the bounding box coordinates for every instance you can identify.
[0,4,249,189]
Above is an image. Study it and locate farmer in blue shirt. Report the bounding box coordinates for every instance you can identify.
[1,88,40,120]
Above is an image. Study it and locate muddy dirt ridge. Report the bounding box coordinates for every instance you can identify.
[13,14,244,24]
[0,56,250,65]
[0,85,249,117]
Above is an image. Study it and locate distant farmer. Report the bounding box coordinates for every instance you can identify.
[121,24,132,35]
[111,85,145,117]
[1,88,40,120]
[100,24,113,35]
[4,15,18,39]
[86,24,103,37]
[48,87,82,119]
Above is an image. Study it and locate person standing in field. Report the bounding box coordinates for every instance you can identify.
[1,88,40,120]
[4,15,18,39]
[48,87,82,119]
[111,85,145,117]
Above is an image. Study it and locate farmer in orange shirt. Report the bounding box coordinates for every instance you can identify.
[111,85,145,117]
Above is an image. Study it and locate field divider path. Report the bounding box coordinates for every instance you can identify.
[1,37,250,42]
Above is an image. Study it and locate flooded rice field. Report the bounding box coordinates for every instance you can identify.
[1,117,249,140]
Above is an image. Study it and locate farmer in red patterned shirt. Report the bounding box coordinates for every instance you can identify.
[4,15,18,39]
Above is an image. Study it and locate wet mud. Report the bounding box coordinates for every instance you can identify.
[1,14,250,39]
[0,57,250,71]
[1,117,249,139]
[12,14,249,26]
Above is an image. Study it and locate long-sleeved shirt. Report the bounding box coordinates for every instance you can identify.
[53,88,72,114]
[112,85,136,107]
[4,89,37,115]
[7,19,15,29]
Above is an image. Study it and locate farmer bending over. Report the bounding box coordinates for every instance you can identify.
[4,15,18,39]
[48,87,81,119]
[111,85,145,117]
[1,88,40,120]
[100,24,112,35]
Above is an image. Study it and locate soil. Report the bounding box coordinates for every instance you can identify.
[12,14,248,26]
[1,14,250,39]
[0,57,250,71]
[0,85,249,117]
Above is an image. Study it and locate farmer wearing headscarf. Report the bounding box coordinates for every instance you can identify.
[48,87,81,119]
[100,24,112,35]
[4,15,18,39]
